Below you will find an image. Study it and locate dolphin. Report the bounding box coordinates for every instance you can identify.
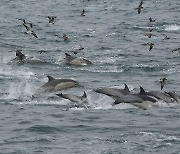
[165,92,180,103]
[112,94,144,106]
[61,53,92,66]
[139,87,173,103]
[94,84,130,99]
[32,75,80,98]
[112,93,158,110]
[10,49,46,64]
[135,86,158,103]
[56,91,89,108]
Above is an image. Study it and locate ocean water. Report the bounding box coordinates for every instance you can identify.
[0,0,180,153]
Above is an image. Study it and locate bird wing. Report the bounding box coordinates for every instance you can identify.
[139,1,143,7]
[31,32,38,38]
[23,23,30,31]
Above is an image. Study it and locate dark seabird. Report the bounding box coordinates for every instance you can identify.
[147,42,154,51]
[48,16,56,24]
[149,28,154,32]
[81,10,86,16]
[18,18,33,28]
[63,33,68,41]
[162,35,170,40]
[39,50,46,54]
[149,17,155,22]
[23,23,38,38]
[145,33,152,38]
[136,1,143,14]
[171,48,180,53]
[73,47,84,54]
[160,77,167,90]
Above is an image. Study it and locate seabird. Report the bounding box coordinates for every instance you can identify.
[136,1,143,14]
[63,33,68,41]
[171,48,180,53]
[81,10,85,16]
[145,33,152,38]
[160,77,167,90]
[149,28,154,32]
[147,42,154,51]
[162,35,170,40]
[73,47,84,54]
[149,17,155,22]
[38,50,46,54]
[48,16,56,24]
[23,23,38,38]
[18,18,33,28]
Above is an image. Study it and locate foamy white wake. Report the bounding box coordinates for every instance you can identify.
[164,24,180,31]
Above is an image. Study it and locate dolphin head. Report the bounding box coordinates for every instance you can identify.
[32,75,80,98]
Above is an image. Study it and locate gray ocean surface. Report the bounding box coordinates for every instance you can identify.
[0,0,180,153]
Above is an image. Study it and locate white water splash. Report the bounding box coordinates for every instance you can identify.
[164,24,180,31]
[0,67,35,79]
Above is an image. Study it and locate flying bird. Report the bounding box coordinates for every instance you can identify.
[73,47,84,54]
[18,18,33,28]
[149,28,154,32]
[38,50,46,54]
[63,33,68,41]
[145,33,153,38]
[136,1,143,14]
[171,48,180,53]
[23,23,38,38]
[146,42,154,51]
[160,77,167,90]
[81,10,86,16]
[162,35,170,40]
[48,16,56,24]
[149,17,155,22]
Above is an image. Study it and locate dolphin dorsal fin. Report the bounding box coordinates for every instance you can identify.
[139,86,146,95]
[81,91,87,99]
[47,75,55,82]
[124,83,130,93]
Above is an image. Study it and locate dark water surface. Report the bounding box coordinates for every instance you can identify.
[0,0,180,153]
